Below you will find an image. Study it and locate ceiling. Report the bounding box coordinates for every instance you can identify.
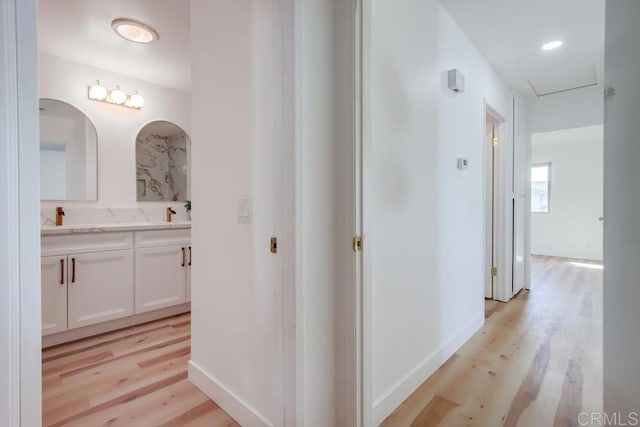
[39,0,191,91]
[439,0,605,100]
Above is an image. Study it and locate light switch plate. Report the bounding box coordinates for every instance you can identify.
[457,158,469,170]
[237,197,252,224]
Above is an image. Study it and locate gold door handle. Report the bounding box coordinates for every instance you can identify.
[60,259,65,285]
[71,257,76,283]
[599,216,604,221]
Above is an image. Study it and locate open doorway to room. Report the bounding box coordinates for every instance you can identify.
[530,125,604,268]
[36,1,243,426]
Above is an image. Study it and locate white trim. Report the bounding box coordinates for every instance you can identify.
[484,101,514,303]
[354,0,365,425]
[188,360,274,427]
[1,0,40,425]
[293,0,305,421]
[359,0,373,425]
[524,131,532,290]
[273,1,297,425]
[17,0,42,420]
[0,0,22,424]
[371,314,484,425]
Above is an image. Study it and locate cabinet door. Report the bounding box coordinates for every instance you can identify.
[67,249,134,329]
[135,245,186,313]
[41,256,68,335]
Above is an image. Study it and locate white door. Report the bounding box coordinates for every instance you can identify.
[134,245,186,313]
[512,196,526,294]
[485,118,499,298]
[603,0,640,414]
[41,256,67,335]
[67,249,134,329]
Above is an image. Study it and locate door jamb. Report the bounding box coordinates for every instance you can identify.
[1,0,41,425]
[484,102,509,302]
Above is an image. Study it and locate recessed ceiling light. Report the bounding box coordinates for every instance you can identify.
[111,18,159,44]
[541,40,563,51]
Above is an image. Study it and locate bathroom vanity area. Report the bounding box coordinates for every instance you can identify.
[41,221,191,347]
[38,67,193,348]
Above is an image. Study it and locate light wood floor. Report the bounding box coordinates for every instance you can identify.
[383,256,603,427]
[42,313,239,427]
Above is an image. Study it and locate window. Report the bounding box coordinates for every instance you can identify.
[531,163,551,213]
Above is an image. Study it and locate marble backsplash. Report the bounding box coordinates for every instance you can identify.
[40,205,190,226]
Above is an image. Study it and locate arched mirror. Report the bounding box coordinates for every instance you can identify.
[39,99,98,201]
[136,121,190,202]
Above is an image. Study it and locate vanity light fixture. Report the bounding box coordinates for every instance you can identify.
[111,18,159,44]
[110,85,127,105]
[87,82,145,110]
[128,90,145,109]
[88,80,108,101]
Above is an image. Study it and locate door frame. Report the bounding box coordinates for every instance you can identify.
[484,103,511,302]
[355,0,370,424]
[0,0,41,425]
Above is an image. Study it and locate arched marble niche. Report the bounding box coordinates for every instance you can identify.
[136,121,190,202]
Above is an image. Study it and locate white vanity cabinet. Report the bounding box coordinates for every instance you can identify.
[41,232,135,336]
[67,250,134,329]
[134,229,191,313]
[41,256,68,335]
[41,225,191,345]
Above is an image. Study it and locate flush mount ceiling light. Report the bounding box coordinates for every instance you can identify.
[541,40,563,51]
[111,18,159,44]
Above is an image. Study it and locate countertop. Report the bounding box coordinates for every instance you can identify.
[41,221,191,236]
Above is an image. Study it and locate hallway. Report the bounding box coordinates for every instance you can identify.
[383,256,603,426]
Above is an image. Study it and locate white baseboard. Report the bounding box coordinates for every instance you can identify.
[188,360,273,427]
[372,314,484,425]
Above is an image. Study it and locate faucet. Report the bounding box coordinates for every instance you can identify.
[166,207,177,223]
[55,207,65,226]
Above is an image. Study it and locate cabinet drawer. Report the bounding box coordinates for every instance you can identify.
[135,229,191,248]
[42,232,133,256]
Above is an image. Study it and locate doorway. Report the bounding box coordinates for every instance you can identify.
[529,126,604,265]
[484,107,506,299]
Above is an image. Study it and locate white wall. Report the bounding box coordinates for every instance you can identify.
[189,1,289,426]
[39,53,191,209]
[528,85,603,133]
[367,3,527,423]
[531,126,603,261]
[296,0,357,425]
[603,0,640,416]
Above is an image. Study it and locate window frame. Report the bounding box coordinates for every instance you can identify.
[531,162,552,214]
